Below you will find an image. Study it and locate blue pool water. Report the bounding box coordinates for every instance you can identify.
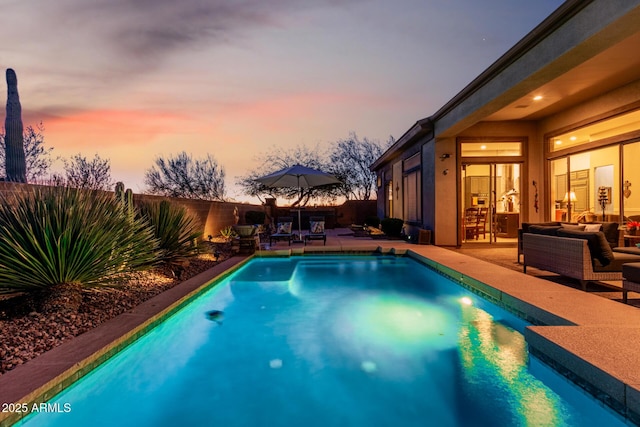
[19,255,625,426]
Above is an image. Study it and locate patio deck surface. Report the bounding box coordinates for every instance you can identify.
[1,228,640,425]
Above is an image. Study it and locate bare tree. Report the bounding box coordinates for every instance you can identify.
[0,122,55,182]
[144,151,225,201]
[237,144,340,206]
[327,132,393,200]
[63,153,114,190]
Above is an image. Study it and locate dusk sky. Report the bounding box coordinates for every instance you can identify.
[2,0,563,202]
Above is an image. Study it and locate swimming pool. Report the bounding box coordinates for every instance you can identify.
[18,255,625,426]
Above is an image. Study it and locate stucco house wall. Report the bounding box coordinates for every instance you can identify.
[371,0,640,246]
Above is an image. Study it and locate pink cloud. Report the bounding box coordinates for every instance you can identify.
[43,109,206,150]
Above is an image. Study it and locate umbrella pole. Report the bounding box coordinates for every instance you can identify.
[296,178,302,242]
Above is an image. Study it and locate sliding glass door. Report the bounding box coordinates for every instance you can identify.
[623,141,640,221]
[461,163,521,243]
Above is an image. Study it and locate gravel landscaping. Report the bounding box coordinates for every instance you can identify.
[0,249,229,375]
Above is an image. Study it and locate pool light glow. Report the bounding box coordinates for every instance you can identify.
[460,296,473,306]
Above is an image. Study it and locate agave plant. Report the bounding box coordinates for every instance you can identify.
[219,226,236,241]
[137,200,203,268]
[0,186,159,311]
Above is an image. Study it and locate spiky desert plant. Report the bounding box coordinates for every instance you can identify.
[0,186,160,312]
[137,200,203,268]
[219,226,236,241]
[4,68,26,182]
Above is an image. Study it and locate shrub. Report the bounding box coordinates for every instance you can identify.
[245,210,266,225]
[138,200,203,268]
[219,226,236,241]
[381,218,404,237]
[364,216,380,228]
[0,186,159,310]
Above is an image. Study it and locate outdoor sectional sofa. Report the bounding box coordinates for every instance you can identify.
[521,222,640,290]
[517,221,619,263]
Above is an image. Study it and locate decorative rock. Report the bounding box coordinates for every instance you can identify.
[0,254,221,375]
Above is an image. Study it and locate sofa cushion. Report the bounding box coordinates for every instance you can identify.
[276,222,292,234]
[595,254,640,273]
[521,222,561,233]
[527,225,562,236]
[614,247,640,255]
[599,222,619,248]
[580,222,619,247]
[556,229,615,267]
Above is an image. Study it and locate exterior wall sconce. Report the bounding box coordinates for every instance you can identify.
[440,153,451,161]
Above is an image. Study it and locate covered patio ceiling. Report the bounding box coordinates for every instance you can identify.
[485,29,640,122]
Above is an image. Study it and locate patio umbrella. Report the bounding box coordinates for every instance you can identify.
[255,164,341,240]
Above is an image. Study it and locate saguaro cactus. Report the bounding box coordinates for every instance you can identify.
[124,188,134,219]
[4,68,26,182]
[115,181,125,203]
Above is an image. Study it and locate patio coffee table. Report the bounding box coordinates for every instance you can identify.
[623,262,640,303]
[623,234,640,247]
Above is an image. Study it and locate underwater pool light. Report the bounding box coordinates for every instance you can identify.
[334,294,458,355]
[460,296,473,306]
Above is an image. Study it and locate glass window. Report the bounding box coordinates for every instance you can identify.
[550,145,620,222]
[403,171,421,222]
[551,158,568,221]
[550,109,640,152]
[404,153,420,171]
[574,145,619,221]
[623,141,640,221]
[461,142,522,157]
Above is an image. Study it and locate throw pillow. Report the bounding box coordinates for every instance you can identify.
[583,224,602,232]
[598,222,620,248]
[277,222,292,234]
[556,229,615,266]
[310,220,325,234]
[560,223,586,231]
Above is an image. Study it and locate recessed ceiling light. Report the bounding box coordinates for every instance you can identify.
[480,145,486,150]
[570,136,577,141]
[533,95,543,101]
[555,140,562,145]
